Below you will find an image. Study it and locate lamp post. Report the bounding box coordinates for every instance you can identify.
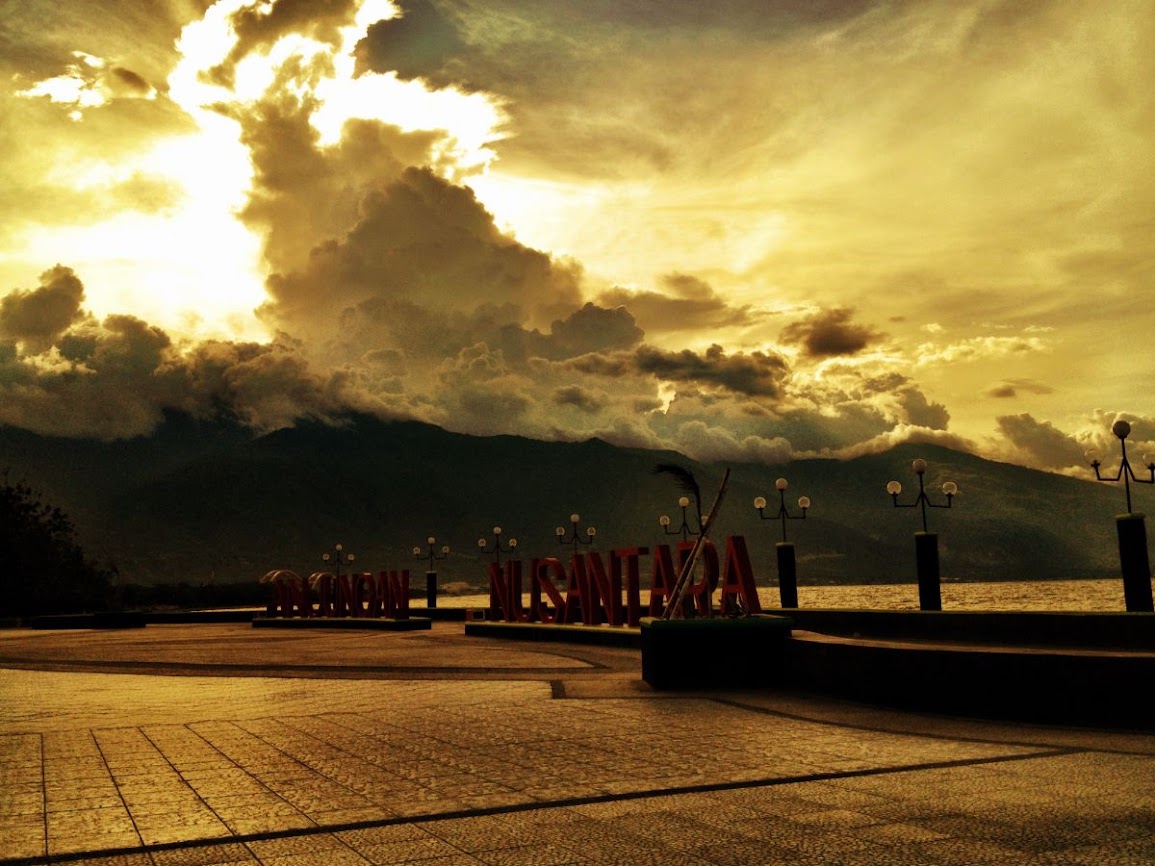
[754,478,811,608]
[886,459,957,611]
[659,497,700,541]
[478,526,517,564]
[322,543,355,578]
[556,513,596,551]
[413,536,449,609]
[1086,419,1154,612]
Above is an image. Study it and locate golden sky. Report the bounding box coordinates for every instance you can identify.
[1,0,1152,472]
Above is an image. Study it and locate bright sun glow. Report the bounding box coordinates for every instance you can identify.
[11,0,507,344]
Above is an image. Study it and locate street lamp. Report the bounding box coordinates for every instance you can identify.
[478,526,518,564]
[321,543,355,578]
[556,513,596,551]
[886,459,958,611]
[413,536,449,609]
[659,497,699,541]
[754,478,811,608]
[754,478,811,542]
[1086,419,1154,612]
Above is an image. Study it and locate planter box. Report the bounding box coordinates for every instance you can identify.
[640,615,792,690]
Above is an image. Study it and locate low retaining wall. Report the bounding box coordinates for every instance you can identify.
[252,616,431,630]
[27,612,147,629]
[784,609,1155,650]
[641,615,793,690]
[636,609,1155,728]
[465,620,641,648]
[785,631,1155,729]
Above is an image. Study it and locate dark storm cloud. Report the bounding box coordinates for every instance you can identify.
[634,343,789,398]
[779,308,884,358]
[352,0,881,181]
[355,0,466,83]
[0,265,89,354]
[108,66,152,95]
[987,378,1055,399]
[565,352,633,378]
[356,0,875,88]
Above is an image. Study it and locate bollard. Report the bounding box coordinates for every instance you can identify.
[776,542,798,608]
[1116,513,1154,612]
[426,571,438,608]
[914,531,942,611]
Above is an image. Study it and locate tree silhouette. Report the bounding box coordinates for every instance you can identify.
[0,474,110,617]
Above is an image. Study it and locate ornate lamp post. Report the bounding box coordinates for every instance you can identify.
[478,526,517,564]
[1086,419,1154,612]
[321,543,355,578]
[754,478,811,608]
[659,497,700,541]
[413,536,449,609]
[886,459,957,611]
[556,513,596,551]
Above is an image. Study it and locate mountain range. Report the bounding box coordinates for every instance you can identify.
[0,413,1136,588]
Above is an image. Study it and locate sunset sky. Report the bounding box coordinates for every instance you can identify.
[1,0,1152,473]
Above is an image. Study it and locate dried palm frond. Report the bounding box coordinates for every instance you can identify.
[653,462,702,524]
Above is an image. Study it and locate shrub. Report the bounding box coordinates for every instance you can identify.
[0,474,110,617]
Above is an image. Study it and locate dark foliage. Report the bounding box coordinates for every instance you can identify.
[0,473,110,617]
[654,462,702,524]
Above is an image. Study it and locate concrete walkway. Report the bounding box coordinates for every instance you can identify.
[0,622,1152,865]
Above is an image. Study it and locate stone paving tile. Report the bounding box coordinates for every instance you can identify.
[0,734,45,859]
[15,753,1154,866]
[150,842,261,864]
[3,626,1155,866]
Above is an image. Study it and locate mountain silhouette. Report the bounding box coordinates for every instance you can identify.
[0,413,1131,587]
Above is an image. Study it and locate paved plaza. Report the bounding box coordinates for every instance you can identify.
[0,622,1153,865]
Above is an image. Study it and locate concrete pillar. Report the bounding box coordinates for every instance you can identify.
[775,542,798,608]
[1116,513,1153,613]
[914,531,942,611]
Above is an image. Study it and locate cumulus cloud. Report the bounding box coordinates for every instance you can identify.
[0,283,359,440]
[996,413,1089,471]
[594,273,761,334]
[666,419,794,465]
[6,0,1150,481]
[553,384,604,413]
[0,265,89,354]
[206,0,361,87]
[828,425,978,461]
[259,165,583,345]
[897,387,950,430]
[530,303,643,360]
[915,335,1052,366]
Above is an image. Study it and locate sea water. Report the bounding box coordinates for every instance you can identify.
[436,577,1133,613]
